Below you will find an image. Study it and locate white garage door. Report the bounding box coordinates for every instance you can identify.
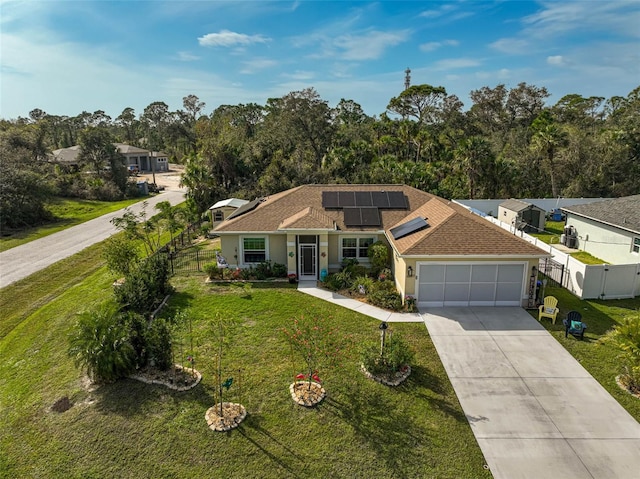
[417,262,525,307]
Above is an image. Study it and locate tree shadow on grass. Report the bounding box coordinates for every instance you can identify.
[234,415,304,479]
[322,391,428,479]
[93,376,215,418]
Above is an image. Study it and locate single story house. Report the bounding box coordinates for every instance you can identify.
[561,195,640,264]
[213,184,549,308]
[50,144,166,172]
[209,198,250,226]
[498,199,545,233]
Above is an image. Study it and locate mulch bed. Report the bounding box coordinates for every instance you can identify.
[129,364,201,391]
[290,381,326,407]
[205,403,247,431]
[361,364,411,386]
[616,375,640,399]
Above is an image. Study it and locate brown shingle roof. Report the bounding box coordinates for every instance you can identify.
[214,184,548,257]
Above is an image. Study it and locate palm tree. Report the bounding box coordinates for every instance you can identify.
[530,123,569,197]
[68,303,136,382]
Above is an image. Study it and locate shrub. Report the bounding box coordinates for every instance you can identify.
[103,236,139,277]
[368,241,390,275]
[68,304,137,382]
[203,262,221,280]
[350,276,375,295]
[114,253,172,315]
[361,333,415,375]
[368,281,403,311]
[272,262,287,278]
[145,318,173,370]
[600,313,640,391]
[254,260,272,280]
[340,258,359,270]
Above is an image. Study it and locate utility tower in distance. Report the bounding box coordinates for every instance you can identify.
[404,67,411,90]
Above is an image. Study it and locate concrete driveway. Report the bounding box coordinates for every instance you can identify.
[0,190,185,289]
[422,307,640,479]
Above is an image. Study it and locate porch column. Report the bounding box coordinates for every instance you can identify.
[286,234,296,274]
[319,233,329,277]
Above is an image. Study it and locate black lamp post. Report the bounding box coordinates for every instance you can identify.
[379,321,388,356]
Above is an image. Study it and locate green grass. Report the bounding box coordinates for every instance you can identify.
[0,196,145,252]
[570,251,608,264]
[1,267,491,478]
[530,285,640,421]
[529,220,565,244]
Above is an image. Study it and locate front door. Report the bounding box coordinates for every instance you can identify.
[298,243,317,281]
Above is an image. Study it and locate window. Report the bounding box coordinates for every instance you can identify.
[242,237,267,263]
[341,237,374,259]
[633,237,640,254]
[213,211,224,222]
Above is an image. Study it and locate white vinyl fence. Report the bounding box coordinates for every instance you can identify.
[480,215,640,300]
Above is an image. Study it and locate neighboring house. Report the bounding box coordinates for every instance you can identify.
[50,143,166,172]
[213,185,549,308]
[498,199,546,234]
[561,195,640,264]
[209,198,250,226]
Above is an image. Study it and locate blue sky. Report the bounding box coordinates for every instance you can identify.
[1,0,639,120]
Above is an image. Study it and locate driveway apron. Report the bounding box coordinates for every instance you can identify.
[423,307,640,479]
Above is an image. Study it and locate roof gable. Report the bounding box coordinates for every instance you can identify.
[562,195,640,234]
[279,207,336,230]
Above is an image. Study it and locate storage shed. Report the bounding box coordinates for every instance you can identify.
[498,199,546,233]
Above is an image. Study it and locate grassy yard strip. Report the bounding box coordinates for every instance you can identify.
[529,220,564,244]
[0,196,145,252]
[0,273,491,479]
[569,251,608,264]
[530,286,640,421]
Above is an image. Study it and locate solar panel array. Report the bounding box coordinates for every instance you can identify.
[343,207,381,227]
[226,198,262,220]
[390,217,429,240]
[322,191,407,209]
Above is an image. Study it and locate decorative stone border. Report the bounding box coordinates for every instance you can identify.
[206,403,247,431]
[289,381,326,407]
[360,364,411,387]
[616,375,640,399]
[129,364,202,392]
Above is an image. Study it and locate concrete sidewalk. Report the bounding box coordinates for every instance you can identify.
[423,307,640,479]
[297,281,423,322]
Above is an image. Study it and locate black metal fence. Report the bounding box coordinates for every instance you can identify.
[538,257,566,288]
[167,249,217,274]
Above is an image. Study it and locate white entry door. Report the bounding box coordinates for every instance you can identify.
[417,262,525,307]
[298,244,317,280]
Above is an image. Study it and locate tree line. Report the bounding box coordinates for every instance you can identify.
[1,84,638,228]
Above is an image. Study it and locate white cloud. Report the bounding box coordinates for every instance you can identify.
[176,51,200,62]
[419,4,457,19]
[198,30,270,47]
[331,30,409,60]
[547,55,564,66]
[433,58,481,70]
[240,58,278,74]
[420,39,459,52]
[281,70,315,81]
[490,38,530,54]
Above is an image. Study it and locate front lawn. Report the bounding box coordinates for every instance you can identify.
[529,285,640,421]
[0,268,491,478]
[0,196,145,252]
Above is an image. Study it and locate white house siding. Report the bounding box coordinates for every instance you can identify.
[565,215,639,265]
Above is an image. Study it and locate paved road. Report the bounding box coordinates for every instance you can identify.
[0,190,185,289]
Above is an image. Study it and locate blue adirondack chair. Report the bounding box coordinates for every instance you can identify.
[563,311,587,340]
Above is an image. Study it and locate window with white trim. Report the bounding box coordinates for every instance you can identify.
[633,237,640,254]
[242,237,267,264]
[340,237,375,260]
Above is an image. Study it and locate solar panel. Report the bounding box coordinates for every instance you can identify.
[371,191,390,208]
[355,191,373,206]
[322,191,340,208]
[227,198,261,220]
[338,191,356,207]
[360,207,381,226]
[343,207,361,226]
[387,191,407,209]
[390,217,429,240]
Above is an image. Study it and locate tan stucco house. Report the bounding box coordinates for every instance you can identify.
[213,184,549,308]
[50,143,167,172]
[561,195,640,264]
